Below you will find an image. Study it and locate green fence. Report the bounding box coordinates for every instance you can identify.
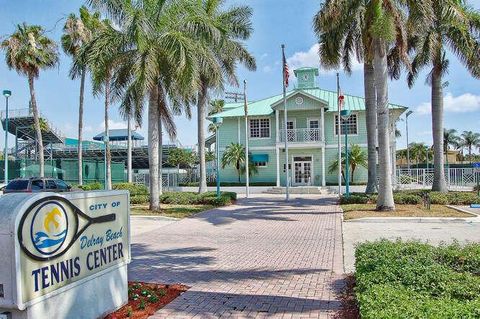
[0,159,126,186]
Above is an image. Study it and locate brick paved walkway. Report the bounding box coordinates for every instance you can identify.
[129,195,345,318]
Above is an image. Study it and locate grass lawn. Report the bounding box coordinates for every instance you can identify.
[131,204,215,219]
[342,204,475,220]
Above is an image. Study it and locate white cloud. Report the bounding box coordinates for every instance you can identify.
[260,53,268,60]
[262,65,273,73]
[286,43,363,75]
[98,119,127,130]
[416,92,480,115]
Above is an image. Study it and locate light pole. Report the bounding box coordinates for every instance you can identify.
[340,110,351,197]
[244,80,250,198]
[405,110,413,171]
[3,90,11,184]
[212,117,223,198]
[103,135,109,190]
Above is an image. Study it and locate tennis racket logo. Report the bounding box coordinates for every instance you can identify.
[19,196,116,261]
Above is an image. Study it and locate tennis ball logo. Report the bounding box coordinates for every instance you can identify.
[31,204,68,255]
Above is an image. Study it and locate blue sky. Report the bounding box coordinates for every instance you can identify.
[0,0,479,150]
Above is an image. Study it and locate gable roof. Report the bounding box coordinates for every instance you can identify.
[270,90,329,109]
[209,87,407,119]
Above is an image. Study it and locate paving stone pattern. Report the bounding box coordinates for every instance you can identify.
[129,195,345,318]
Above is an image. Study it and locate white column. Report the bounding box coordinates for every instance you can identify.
[275,109,280,143]
[276,146,280,187]
[322,146,326,187]
[321,107,325,142]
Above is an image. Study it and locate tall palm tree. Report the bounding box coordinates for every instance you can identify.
[196,0,256,194]
[444,128,460,166]
[407,0,480,192]
[87,0,219,210]
[62,6,102,186]
[314,0,378,194]
[460,131,480,164]
[1,23,58,177]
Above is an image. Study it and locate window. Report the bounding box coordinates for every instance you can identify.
[31,180,44,190]
[309,119,319,129]
[55,179,69,190]
[46,180,56,190]
[335,114,358,135]
[253,161,267,167]
[6,180,29,190]
[249,118,270,138]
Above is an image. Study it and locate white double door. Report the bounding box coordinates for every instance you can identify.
[293,156,312,186]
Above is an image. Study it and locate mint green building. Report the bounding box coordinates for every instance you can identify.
[209,67,407,186]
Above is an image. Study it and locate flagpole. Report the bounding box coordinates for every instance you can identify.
[282,44,290,201]
[337,73,342,197]
[244,79,250,198]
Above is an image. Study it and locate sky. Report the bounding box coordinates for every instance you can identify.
[0,0,479,150]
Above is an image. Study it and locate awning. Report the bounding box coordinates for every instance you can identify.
[250,154,269,163]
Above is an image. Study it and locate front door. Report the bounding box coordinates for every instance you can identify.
[293,157,312,186]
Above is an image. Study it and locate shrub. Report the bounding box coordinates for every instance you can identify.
[393,193,422,205]
[159,192,198,205]
[355,240,480,318]
[113,183,148,196]
[130,195,149,205]
[340,194,369,205]
[159,191,236,206]
[79,182,103,191]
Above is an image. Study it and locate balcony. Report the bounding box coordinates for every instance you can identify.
[279,128,324,143]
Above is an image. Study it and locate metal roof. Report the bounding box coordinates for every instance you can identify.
[93,129,145,141]
[210,88,407,119]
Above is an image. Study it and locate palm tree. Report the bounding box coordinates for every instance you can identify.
[328,144,368,183]
[314,0,378,194]
[221,142,245,183]
[407,0,480,192]
[444,128,460,166]
[62,6,102,186]
[87,0,219,210]
[460,131,480,164]
[1,23,58,177]
[196,0,256,194]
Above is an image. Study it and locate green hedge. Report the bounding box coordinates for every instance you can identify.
[159,191,236,206]
[355,240,480,318]
[340,191,480,206]
[112,183,149,196]
[79,182,103,191]
[130,195,149,205]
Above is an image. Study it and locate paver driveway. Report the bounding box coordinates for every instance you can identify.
[129,194,344,318]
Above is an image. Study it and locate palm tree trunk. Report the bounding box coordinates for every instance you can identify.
[127,115,132,183]
[28,74,44,177]
[373,39,395,211]
[431,66,448,192]
[197,80,208,193]
[104,72,112,190]
[78,68,86,185]
[364,62,378,194]
[158,119,163,195]
[148,86,160,210]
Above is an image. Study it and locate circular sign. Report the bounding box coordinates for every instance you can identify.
[295,97,304,105]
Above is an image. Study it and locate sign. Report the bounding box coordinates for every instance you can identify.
[16,192,130,306]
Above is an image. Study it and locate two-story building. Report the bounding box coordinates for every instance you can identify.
[209,67,407,187]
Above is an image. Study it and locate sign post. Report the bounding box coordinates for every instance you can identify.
[0,191,130,319]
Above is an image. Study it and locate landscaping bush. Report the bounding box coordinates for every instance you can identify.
[159,191,236,206]
[130,195,149,205]
[393,193,422,205]
[79,182,103,191]
[113,183,149,196]
[340,194,369,205]
[355,240,480,318]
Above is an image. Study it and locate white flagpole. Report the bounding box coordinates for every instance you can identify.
[337,73,342,197]
[282,44,290,201]
[244,80,250,198]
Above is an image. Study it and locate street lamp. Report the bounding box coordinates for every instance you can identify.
[3,90,11,184]
[405,110,413,171]
[212,117,223,198]
[340,110,352,197]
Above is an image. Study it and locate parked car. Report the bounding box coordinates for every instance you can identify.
[3,178,72,194]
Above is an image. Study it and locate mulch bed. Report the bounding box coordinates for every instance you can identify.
[105,281,189,319]
[333,275,359,319]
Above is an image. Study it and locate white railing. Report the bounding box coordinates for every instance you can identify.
[395,167,479,189]
[280,128,323,143]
